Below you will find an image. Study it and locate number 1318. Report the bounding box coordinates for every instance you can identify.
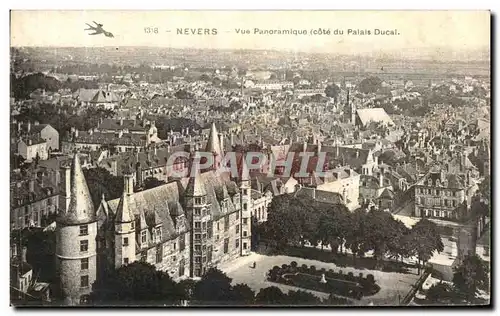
[144,27,159,34]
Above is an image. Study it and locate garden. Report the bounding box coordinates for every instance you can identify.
[266,261,380,300]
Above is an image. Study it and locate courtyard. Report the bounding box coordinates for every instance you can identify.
[219,252,421,306]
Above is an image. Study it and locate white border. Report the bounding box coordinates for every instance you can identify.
[1,1,497,316]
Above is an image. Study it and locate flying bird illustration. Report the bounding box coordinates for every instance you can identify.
[85,21,114,38]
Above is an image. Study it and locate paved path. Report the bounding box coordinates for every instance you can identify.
[219,252,421,306]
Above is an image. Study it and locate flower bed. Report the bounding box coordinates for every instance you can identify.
[267,262,380,300]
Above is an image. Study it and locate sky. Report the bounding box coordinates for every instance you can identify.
[10,11,490,55]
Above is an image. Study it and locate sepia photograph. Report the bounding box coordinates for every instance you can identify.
[8,10,491,307]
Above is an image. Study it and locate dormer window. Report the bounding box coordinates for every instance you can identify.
[155,227,162,243]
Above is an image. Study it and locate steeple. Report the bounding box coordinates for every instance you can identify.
[114,191,132,223]
[186,152,207,197]
[58,153,95,224]
[205,123,222,157]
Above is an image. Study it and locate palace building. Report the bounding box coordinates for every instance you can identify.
[55,125,256,305]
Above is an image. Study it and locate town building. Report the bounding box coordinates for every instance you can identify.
[10,169,60,230]
[17,136,49,162]
[55,140,260,304]
[414,169,478,220]
[61,121,162,154]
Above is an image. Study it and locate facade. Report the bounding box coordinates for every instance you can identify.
[359,172,395,210]
[18,137,48,162]
[56,145,258,304]
[314,167,361,211]
[10,169,60,230]
[414,170,478,220]
[61,122,162,154]
[14,122,59,151]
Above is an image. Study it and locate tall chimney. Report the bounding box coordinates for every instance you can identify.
[303,141,308,153]
[27,122,31,133]
[21,246,28,263]
[28,179,35,192]
[230,133,235,146]
[120,118,124,126]
[379,172,384,187]
[124,174,134,195]
[219,133,224,155]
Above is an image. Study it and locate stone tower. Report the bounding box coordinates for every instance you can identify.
[55,154,97,306]
[239,158,252,256]
[185,153,211,277]
[114,173,137,269]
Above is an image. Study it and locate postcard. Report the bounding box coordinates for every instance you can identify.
[9,10,491,307]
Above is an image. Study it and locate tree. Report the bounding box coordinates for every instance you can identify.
[452,254,490,303]
[324,84,340,102]
[358,76,383,94]
[362,209,402,269]
[386,219,413,262]
[286,290,321,305]
[174,89,193,99]
[192,268,233,305]
[83,167,124,207]
[90,262,183,305]
[478,176,490,205]
[345,208,369,264]
[316,203,351,254]
[143,177,166,190]
[264,195,302,249]
[177,278,197,301]
[255,286,287,305]
[231,283,255,305]
[426,282,457,304]
[410,219,444,274]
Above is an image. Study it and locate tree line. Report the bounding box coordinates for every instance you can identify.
[260,194,444,273]
[90,262,350,306]
[11,73,99,100]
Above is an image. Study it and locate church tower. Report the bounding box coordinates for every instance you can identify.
[239,158,252,256]
[114,173,137,269]
[55,154,97,306]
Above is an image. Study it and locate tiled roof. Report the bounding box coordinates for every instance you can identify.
[356,108,394,127]
[98,118,148,132]
[73,131,147,146]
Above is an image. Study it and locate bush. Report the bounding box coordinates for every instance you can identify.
[358,273,363,280]
[338,270,343,275]
[327,269,335,277]
[281,264,289,272]
[290,261,298,268]
[347,272,354,281]
[320,268,327,274]
[272,266,280,272]
[366,274,375,284]
[310,266,316,273]
[301,264,308,270]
